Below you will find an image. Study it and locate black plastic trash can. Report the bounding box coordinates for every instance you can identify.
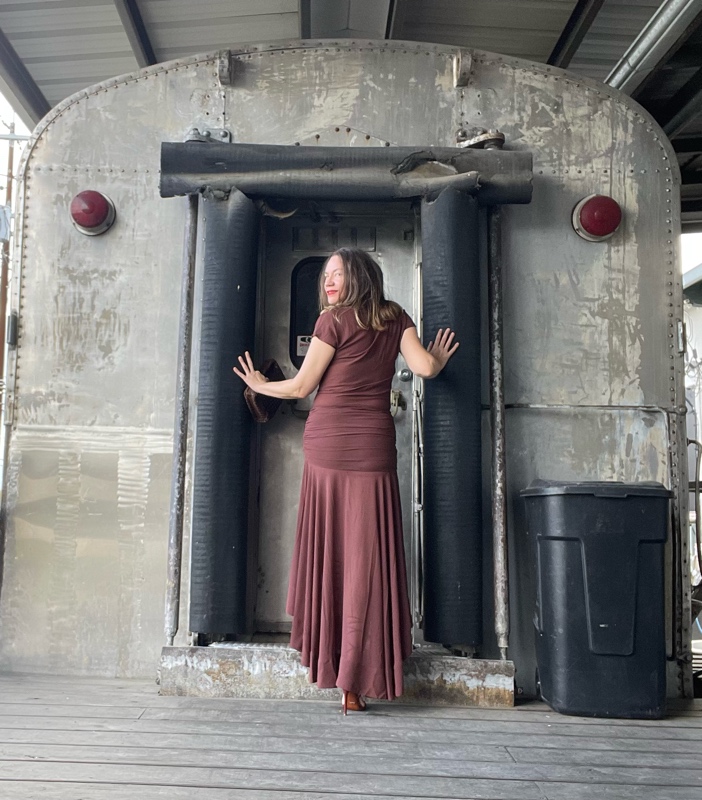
[521,480,671,719]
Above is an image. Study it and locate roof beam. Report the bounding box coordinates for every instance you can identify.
[113,0,157,68]
[682,169,702,184]
[385,0,398,38]
[0,26,50,126]
[606,0,702,98]
[299,0,311,38]
[682,199,702,213]
[547,0,606,68]
[661,65,702,138]
[674,135,702,153]
[386,0,408,39]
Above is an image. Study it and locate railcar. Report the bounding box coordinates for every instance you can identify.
[0,39,690,704]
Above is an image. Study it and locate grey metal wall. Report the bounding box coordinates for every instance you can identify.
[0,42,687,692]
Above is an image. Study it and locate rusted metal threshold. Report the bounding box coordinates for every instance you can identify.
[159,645,515,708]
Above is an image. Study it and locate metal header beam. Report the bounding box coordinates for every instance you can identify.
[0,26,50,125]
[160,142,533,206]
[547,0,606,69]
[113,0,157,68]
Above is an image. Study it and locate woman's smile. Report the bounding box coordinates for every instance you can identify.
[323,254,345,305]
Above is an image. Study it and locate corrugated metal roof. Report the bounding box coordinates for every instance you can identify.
[0,0,136,106]
[140,0,300,61]
[0,0,303,113]
[568,0,662,80]
[391,0,577,62]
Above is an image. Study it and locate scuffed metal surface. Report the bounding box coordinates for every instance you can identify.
[488,208,509,657]
[0,428,173,676]
[165,194,199,647]
[159,645,514,707]
[160,644,340,701]
[402,652,514,708]
[0,41,686,693]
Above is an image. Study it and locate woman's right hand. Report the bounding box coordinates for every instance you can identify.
[427,328,459,372]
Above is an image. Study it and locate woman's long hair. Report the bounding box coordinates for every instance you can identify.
[318,248,402,331]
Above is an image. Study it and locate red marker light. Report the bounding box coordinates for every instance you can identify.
[572,194,622,242]
[70,190,116,235]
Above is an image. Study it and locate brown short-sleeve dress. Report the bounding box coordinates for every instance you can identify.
[286,305,414,700]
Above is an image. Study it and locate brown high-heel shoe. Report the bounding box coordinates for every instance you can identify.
[341,690,367,715]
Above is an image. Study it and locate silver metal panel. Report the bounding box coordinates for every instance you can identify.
[0,43,687,695]
[0,427,172,675]
[223,45,460,147]
[0,54,224,675]
[255,209,416,633]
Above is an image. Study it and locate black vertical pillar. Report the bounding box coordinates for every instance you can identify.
[421,189,482,647]
[189,189,259,634]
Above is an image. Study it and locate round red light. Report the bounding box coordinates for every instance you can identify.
[70,190,115,235]
[572,194,622,242]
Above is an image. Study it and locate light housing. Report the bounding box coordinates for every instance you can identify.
[572,194,622,242]
[70,190,116,235]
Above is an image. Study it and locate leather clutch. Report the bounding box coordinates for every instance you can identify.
[243,358,286,423]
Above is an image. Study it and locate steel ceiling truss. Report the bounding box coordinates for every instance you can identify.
[547,0,606,69]
[113,0,157,69]
[0,26,49,124]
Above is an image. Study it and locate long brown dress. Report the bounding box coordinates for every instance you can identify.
[286,305,413,700]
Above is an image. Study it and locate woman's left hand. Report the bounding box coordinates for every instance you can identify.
[427,328,459,372]
[233,351,269,391]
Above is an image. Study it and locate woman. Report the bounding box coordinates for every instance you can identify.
[234,248,458,713]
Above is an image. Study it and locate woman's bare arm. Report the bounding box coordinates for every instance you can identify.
[233,336,336,400]
[400,326,459,379]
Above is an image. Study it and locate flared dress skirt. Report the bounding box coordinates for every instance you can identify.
[286,407,413,700]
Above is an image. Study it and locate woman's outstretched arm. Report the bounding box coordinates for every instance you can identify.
[400,326,459,379]
[233,337,335,399]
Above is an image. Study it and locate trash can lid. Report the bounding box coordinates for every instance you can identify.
[520,479,672,498]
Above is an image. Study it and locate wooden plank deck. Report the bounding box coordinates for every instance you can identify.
[0,672,701,799]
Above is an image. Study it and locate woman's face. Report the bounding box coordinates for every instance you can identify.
[323,255,345,305]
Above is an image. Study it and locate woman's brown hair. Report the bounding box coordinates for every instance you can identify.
[318,248,402,330]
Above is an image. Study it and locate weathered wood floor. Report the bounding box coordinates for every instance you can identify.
[0,672,701,799]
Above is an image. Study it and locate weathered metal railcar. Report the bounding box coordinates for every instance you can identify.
[0,39,691,702]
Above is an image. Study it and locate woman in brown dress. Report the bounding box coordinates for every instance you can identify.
[234,248,458,713]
